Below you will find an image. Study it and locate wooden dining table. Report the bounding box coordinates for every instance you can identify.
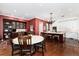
[41,31,65,43]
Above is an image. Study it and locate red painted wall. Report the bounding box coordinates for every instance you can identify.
[26,18,48,35]
[35,18,39,35]
[26,20,30,32]
[0,16,3,39]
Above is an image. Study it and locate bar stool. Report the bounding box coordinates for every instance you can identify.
[53,35,59,42]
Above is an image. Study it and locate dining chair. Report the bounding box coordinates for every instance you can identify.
[10,39,22,56]
[35,40,46,56]
[53,35,59,42]
[18,35,35,56]
[46,34,53,40]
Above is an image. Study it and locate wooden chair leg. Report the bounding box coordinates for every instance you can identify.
[20,50,22,56]
[42,44,46,52]
[43,41,46,52]
[42,45,44,56]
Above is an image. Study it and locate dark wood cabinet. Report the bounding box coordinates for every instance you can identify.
[0,15,27,40]
[3,20,26,39]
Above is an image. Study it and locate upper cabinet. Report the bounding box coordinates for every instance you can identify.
[3,20,26,39]
[0,15,27,39]
[12,21,26,29]
[20,22,26,29]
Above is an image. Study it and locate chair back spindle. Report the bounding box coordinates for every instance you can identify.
[18,36,31,49]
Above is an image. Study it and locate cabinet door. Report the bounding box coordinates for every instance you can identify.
[19,22,22,29]
[16,22,20,29]
[3,20,12,39]
[19,22,26,29]
[21,23,26,29]
[12,22,16,29]
[4,21,12,32]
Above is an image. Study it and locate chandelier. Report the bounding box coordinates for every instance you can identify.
[48,12,55,24]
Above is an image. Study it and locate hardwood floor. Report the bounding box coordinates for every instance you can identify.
[0,38,79,56]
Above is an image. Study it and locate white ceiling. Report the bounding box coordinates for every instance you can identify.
[0,3,79,20]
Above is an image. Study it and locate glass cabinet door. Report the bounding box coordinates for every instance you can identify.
[19,22,22,29]
[23,23,26,29]
[19,22,26,29]
[16,22,20,29]
[12,22,16,29]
